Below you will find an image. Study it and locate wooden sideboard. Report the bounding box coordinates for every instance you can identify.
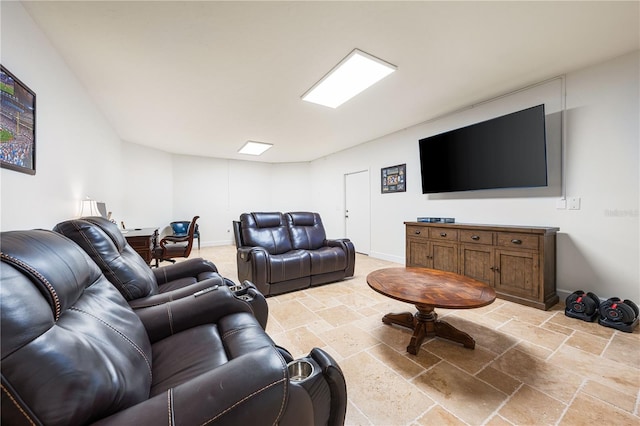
[124,228,158,265]
[405,222,559,310]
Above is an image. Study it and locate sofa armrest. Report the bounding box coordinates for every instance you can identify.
[236,246,269,261]
[325,238,350,249]
[134,285,254,342]
[325,238,355,277]
[236,247,270,294]
[91,346,289,426]
[153,257,218,285]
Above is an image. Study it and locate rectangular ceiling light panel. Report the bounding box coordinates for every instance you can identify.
[302,49,396,109]
[238,140,273,155]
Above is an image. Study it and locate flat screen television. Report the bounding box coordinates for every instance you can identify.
[419,104,548,194]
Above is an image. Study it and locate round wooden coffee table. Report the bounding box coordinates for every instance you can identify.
[367,267,496,354]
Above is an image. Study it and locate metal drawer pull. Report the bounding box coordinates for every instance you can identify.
[440,232,447,237]
[511,239,522,244]
[414,230,421,235]
[471,235,480,241]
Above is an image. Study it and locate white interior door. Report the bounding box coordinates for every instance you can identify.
[345,170,370,255]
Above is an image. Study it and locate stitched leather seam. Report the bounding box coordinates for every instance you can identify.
[70,222,134,299]
[274,347,288,422]
[167,389,175,426]
[131,301,167,309]
[1,253,61,321]
[220,324,260,340]
[159,268,168,285]
[69,307,152,380]
[167,304,174,335]
[199,378,287,426]
[1,383,37,426]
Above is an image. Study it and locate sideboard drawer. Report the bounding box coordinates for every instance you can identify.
[406,225,429,239]
[497,232,538,250]
[429,227,458,241]
[459,229,493,245]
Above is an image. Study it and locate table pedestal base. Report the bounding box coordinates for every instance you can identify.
[382,304,475,354]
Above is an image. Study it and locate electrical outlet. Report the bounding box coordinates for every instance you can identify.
[568,197,581,210]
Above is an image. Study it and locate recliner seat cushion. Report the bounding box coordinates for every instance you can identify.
[308,247,348,275]
[150,309,274,395]
[267,250,311,282]
[151,325,228,396]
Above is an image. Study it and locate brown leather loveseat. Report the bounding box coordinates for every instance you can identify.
[0,229,347,425]
[234,212,355,296]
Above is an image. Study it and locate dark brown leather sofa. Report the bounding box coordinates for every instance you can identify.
[234,212,355,296]
[54,217,269,328]
[0,229,347,425]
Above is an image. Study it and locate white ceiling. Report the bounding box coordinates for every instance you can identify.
[21,1,639,163]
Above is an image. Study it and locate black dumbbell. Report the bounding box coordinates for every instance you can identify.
[565,290,600,322]
[598,297,639,332]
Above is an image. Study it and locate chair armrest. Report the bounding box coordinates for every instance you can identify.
[153,258,218,284]
[134,285,254,342]
[310,348,348,426]
[91,346,289,426]
[159,235,188,246]
[128,280,217,309]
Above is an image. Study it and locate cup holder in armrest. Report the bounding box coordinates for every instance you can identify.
[237,294,253,301]
[287,360,314,382]
[228,285,244,292]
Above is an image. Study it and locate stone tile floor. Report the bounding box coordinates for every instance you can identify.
[187,245,640,425]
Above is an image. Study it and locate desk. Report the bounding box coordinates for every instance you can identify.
[367,267,495,354]
[123,228,158,265]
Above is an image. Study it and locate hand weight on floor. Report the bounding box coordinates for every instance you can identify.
[598,297,639,332]
[565,290,600,322]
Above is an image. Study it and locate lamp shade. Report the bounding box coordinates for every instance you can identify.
[78,199,102,217]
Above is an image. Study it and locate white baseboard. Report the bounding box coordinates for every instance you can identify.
[368,251,404,265]
[198,239,234,248]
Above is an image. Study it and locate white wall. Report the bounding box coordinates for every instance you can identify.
[311,51,639,302]
[121,142,173,229]
[0,1,124,230]
[172,155,311,245]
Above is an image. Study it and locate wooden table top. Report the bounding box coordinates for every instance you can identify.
[367,267,496,309]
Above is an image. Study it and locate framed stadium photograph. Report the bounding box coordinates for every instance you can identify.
[1,65,36,175]
[381,163,406,193]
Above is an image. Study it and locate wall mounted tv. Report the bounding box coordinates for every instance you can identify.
[419,104,548,194]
